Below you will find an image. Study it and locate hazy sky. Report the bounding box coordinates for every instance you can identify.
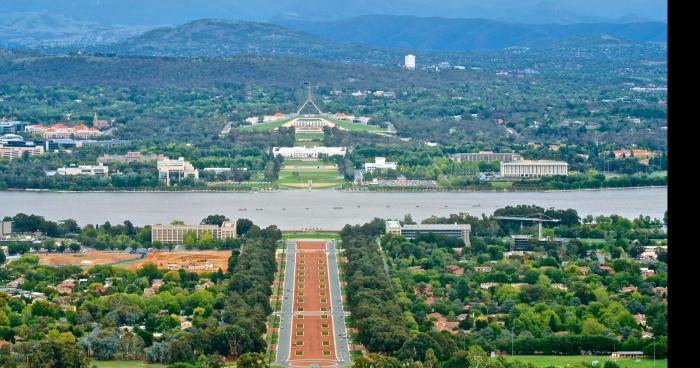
[0,0,667,25]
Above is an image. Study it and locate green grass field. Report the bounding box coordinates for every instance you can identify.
[276,167,345,188]
[490,180,514,189]
[238,116,389,134]
[90,361,167,368]
[283,159,331,167]
[504,355,666,368]
[282,232,340,240]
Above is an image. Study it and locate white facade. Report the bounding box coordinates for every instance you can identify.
[157,157,199,185]
[500,160,568,177]
[362,157,398,173]
[272,146,346,159]
[451,151,523,162]
[405,54,416,70]
[57,163,109,176]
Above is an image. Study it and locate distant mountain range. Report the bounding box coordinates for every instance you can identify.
[101,19,401,65]
[0,14,666,61]
[279,15,667,52]
[0,12,152,47]
[0,0,667,25]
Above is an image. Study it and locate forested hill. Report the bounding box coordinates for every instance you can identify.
[0,52,474,89]
[280,15,667,52]
[106,19,401,64]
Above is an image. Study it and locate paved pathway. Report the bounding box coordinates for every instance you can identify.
[274,239,351,367]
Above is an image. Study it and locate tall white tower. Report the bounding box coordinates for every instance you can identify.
[404,54,416,70]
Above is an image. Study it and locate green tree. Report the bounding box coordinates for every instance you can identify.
[237,352,268,368]
[28,340,89,368]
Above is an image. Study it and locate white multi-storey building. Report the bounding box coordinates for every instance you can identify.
[362,157,398,173]
[405,54,416,70]
[56,163,109,176]
[450,151,523,162]
[500,160,568,177]
[157,157,199,185]
[272,146,346,159]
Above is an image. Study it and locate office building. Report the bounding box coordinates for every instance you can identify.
[386,221,470,246]
[0,141,45,159]
[25,124,103,139]
[98,152,165,164]
[450,151,523,162]
[45,139,79,151]
[500,160,568,177]
[56,163,109,176]
[151,221,237,244]
[157,157,199,186]
[1,221,11,236]
[272,146,346,159]
[405,54,416,70]
[0,120,28,134]
[362,157,398,173]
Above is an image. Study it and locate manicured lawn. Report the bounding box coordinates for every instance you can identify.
[277,168,345,188]
[90,361,167,368]
[490,180,514,189]
[238,116,389,134]
[504,355,666,368]
[283,232,340,239]
[283,159,331,167]
[238,119,290,131]
[295,131,325,139]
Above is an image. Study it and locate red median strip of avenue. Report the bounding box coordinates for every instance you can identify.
[289,241,338,366]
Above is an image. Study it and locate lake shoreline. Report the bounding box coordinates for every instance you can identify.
[0,187,667,227]
[0,185,668,194]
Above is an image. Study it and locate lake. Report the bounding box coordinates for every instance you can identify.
[0,187,666,229]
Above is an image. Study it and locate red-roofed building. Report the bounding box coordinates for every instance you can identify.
[427,312,460,334]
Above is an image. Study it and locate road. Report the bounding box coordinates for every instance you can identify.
[274,239,351,367]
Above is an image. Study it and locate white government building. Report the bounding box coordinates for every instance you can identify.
[57,163,109,176]
[272,146,347,159]
[157,157,199,185]
[362,157,398,173]
[500,160,568,177]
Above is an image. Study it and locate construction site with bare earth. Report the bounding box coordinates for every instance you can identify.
[38,250,231,272]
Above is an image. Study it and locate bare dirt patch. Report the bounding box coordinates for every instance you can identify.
[38,252,138,267]
[124,251,231,272]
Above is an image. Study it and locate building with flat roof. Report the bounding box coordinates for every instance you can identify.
[56,163,109,176]
[362,157,398,173]
[611,351,644,359]
[500,160,568,177]
[272,146,346,159]
[386,221,470,246]
[157,157,199,186]
[405,54,416,70]
[98,152,165,164]
[1,221,11,236]
[450,151,523,162]
[151,221,237,244]
[25,123,103,139]
[0,141,45,159]
[0,120,28,134]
